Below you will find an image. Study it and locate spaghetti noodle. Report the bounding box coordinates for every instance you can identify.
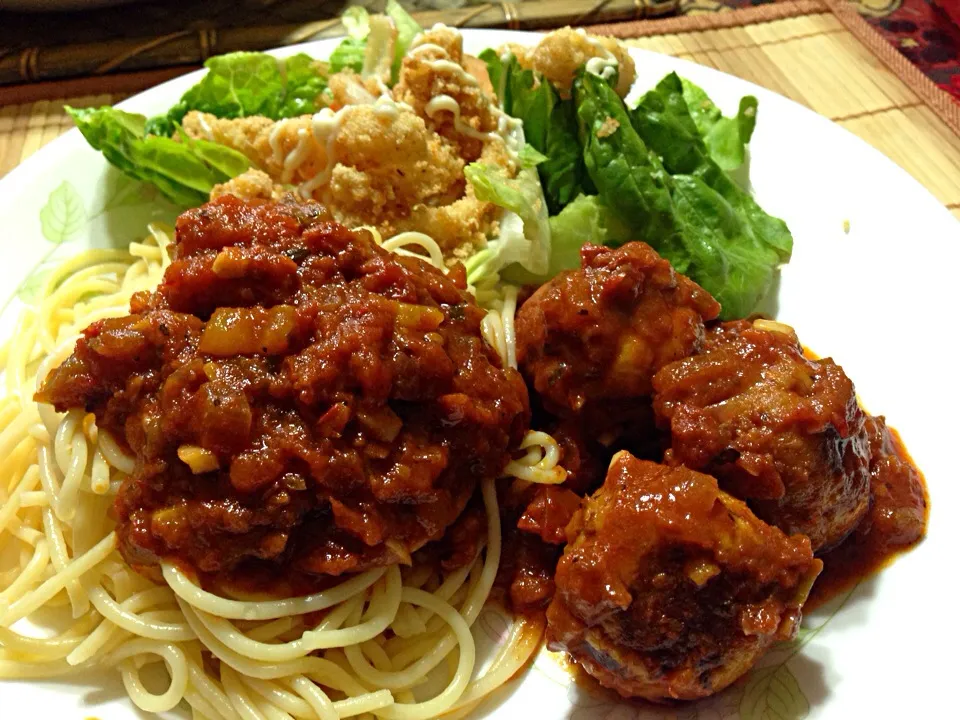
[0,223,557,719]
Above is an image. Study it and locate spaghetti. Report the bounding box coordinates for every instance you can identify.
[0,223,558,719]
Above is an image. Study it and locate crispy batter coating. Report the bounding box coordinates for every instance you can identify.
[325,70,386,108]
[393,26,503,162]
[182,24,521,259]
[183,104,496,254]
[210,168,284,202]
[508,27,637,98]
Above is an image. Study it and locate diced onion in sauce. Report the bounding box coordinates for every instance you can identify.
[753,318,799,343]
[177,445,220,474]
[394,303,445,331]
[199,306,298,356]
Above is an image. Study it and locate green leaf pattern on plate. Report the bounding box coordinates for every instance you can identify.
[4,174,171,314]
[38,181,86,244]
[16,263,57,305]
[739,665,809,720]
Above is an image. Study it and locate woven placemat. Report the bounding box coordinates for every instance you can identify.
[0,0,678,87]
[1,0,957,222]
[589,0,960,219]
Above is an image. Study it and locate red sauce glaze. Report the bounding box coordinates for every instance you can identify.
[808,417,928,609]
[36,195,529,595]
[516,242,720,435]
[546,453,821,702]
[653,321,871,554]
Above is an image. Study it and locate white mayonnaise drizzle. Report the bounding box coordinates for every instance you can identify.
[576,28,619,81]
[280,25,528,200]
[294,95,413,199]
[408,43,449,57]
[425,96,499,143]
[409,37,523,163]
[268,120,313,184]
[575,28,616,60]
[585,56,617,81]
[196,114,214,141]
[268,120,287,167]
[283,128,312,184]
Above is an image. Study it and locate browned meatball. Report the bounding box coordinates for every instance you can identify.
[652,320,870,553]
[810,415,928,604]
[861,415,927,548]
[516,242,720,420]
[547,452,821,702]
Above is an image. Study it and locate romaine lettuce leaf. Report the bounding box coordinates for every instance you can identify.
[145,52,327,136]
[502,194,629,284]
[573,70,676,241]
[630,73,707,174]
[480,50,589,214]
[633,73,792,264]
[385,0,421,82]
[666,174,783,318]
[330,0,420,83]
[464,162,551,283]
[280,54,329,117]
[68,106,251,207]
[328,39,366,75]
[681,76,757,172]
[576,69,791,319]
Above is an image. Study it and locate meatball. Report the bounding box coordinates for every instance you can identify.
[807,415,927,605]
[652,320,871,553]
[516,242,720,422]
[547,452,821,702]
[861,415,927,547]
[37,195,529,593]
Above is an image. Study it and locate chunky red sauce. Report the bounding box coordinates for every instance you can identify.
[37,195,529,594]
[506,243,929,702]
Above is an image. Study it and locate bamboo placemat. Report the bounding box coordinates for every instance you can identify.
[588,0,960,220]
[0,0,678,87]
[1,0,958,223]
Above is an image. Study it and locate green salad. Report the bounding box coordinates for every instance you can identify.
[67,0,792,320]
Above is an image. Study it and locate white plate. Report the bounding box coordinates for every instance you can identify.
[1,29,958,720]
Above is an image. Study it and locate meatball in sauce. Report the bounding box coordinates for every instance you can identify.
[652,320,870,553]
[516,242,720,425]
[547,452,821,702]
[809,414,928,606]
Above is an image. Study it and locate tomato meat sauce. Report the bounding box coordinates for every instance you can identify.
[37,195,529,595]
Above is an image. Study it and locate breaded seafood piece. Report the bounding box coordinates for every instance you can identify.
[183,106,491,253]
[210,169,284,202]
[182,112,275,167]
[507,27,637,98]
[394,26,504,162]
[325,70,388,108]
[320,108,466,221]
[184,107,463,201]
[547,452,822,701]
